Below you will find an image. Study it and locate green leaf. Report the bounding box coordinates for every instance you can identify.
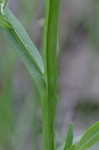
[76,122,99,150]
[0,15,11,28]
[0,8,45,88]
[64,125,74,150]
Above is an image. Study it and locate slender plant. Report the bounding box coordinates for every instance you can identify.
[0,0,99,150]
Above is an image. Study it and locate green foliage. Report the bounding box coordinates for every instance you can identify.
[64,125,74,150]
[0,15,10,28]
[62,122,99,150]
[0,7,45,92]
[76,122,99,150]
[0,1,99,150]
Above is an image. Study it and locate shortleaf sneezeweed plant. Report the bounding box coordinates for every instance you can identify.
[0,0,99,150]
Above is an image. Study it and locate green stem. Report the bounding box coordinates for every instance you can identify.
[42,0,60,150]
[42,86,55,150]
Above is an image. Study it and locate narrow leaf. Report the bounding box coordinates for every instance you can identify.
[76,122,99,150]
[0,15,11,28]
[64,125,74,150]
[0,8,45,87]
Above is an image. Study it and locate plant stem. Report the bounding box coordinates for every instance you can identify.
[42,0,60,150]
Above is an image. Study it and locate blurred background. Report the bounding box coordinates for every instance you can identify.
[0,0,99,149]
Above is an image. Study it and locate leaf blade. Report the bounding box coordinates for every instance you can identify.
[0,8,45,87]
[64,125,74,150]
[76,122,99,150]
